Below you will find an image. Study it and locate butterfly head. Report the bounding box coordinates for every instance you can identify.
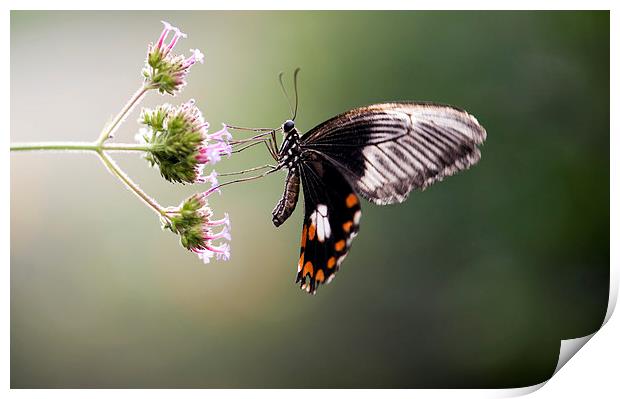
[282,119,295,133]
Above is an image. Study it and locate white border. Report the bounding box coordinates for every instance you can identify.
[3,1,617,398]
[1,0,618,10]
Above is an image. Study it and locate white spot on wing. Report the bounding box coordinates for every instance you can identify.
[317,211,325,242]
[324,216,331,239]
[315,204,331,242]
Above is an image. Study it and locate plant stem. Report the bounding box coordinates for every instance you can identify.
[103,143,153,152]
[10,142,152,152]
[10,84,167,222]
[10,142,100,152]
[97,151,168,219]
[96,85,149,145]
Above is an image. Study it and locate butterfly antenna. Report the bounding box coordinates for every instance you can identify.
[292,67,301,120]
[278,71,295,119]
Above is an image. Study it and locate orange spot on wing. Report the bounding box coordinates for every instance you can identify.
[335,240,346,252]
[315,269,325,283]
[308,224,316,240]
[301,225,307,248]
[303,261,314,278]
[342,221,353,233]
[327,257,336,269]
[346,193,358,208]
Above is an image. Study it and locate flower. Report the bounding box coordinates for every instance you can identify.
[196,125,233,165]
[163,185,231,264]
[142,21,204,95]
[139,100,232,184]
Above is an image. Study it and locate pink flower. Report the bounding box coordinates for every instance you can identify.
[205,170,219,188]
[156,21,187,56]
[194,124,232,181]
[187,190,232,264]
[165,187,232,264]
[196,141,232,165]
[140,100,232,185]
[209,124,233,142]
[143,21,203,96]
[187,49,205,66]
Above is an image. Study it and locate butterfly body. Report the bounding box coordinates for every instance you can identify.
[272,125,302,227]
[271,102,487,294]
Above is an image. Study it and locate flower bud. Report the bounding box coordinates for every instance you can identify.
[139,100,232,184]
[142,21,204,95]
[163,184,231,263]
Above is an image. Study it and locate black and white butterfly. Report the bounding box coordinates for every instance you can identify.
[265,100,488,294]
[228,73,487,294]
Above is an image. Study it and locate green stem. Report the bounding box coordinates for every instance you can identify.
[96,85,149,145]
[11,142,99,152]
[10,142,152,152]
[103,143,153,152]
[97,151,169,219]
[10,84,167,222]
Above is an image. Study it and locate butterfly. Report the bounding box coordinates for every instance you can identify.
[266,100,487,294]
[225,70,487,295]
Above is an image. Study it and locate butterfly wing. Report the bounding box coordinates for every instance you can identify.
[300,102,487,205]
[295,156,361,294]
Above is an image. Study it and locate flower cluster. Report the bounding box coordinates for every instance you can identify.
[142,21,204,95]
[138,100,232,184]
[163,188,231,263]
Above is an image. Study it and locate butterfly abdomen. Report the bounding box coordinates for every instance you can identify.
[272,169,300,227]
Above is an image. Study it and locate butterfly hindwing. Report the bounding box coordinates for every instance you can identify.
[295,158,361,294]
[300,102,487,205]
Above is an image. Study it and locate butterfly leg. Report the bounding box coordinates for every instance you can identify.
[263,140,278,160]
[225,124,274,132]
[228,131,273,146]
[263,130,281,161]
[213,165,283,191]
[271,129,279,153]
[219,164,278,177]
[225,125,281,161]
[231,139,270,154]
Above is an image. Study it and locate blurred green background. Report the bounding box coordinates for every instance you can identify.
[10,11,609,388]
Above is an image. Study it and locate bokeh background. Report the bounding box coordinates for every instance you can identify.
[10,11,609,388]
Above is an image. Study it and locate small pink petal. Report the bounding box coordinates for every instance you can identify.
[207,213,230,228]
[190,48,205,64]
[156,21,173,49]
[175,27,188,39]
[209,124,232,141]
[206,170,218,187]
[195,249,214,264]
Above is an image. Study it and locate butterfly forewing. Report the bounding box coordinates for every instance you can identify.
[295,158,361,294]
[300,102,487,205]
